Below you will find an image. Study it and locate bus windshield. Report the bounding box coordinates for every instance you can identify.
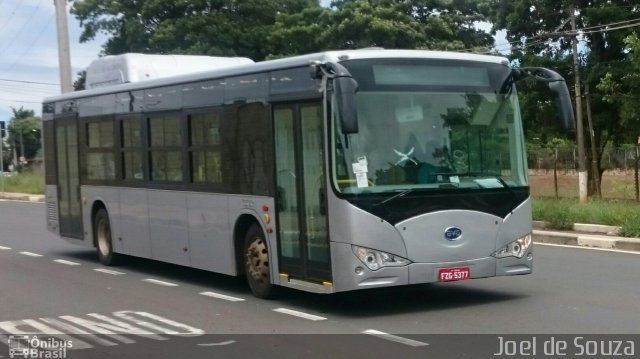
[332,59,528,194]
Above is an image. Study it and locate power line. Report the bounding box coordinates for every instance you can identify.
[469,16,640,55]
[0,85,58,96]
[0,78,59,86]
[548,17,640,37]
[0,0,46,57]
[0,14,55,77]
[0,98,42,104]
[0,0,22,35]
[540,19,640,38]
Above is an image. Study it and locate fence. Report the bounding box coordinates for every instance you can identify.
[527,146,640,200]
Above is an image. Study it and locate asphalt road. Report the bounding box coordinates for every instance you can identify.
[0,200,639,358]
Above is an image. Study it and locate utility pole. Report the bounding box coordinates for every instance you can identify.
[0,121,4,195]
[571,4,588,203]
[584,84,601,198]
[19,127,24,166]
[54,0,73,93]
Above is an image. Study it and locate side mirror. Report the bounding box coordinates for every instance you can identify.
[334,77,359,134]
[548,80,575,131]
[515,67,576,131]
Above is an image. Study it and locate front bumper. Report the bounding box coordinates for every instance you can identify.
[330,242,533,292]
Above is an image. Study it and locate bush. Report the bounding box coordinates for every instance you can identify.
[532,197,640,237]
[1,171,44,194]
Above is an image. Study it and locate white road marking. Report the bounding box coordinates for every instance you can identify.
[54,259,80,266]
[0,310,205,349]
[536,242,640,255]
[0,246,11,250]
[200,291,245,302]
[198,340,236,346]
[93,268,126,275]
[113,311,205,335]
[0,319,94,349]
[142,278,178,287]
[40,317,116,347]
[58,315,154,344]
[19,251,42,257]
[362,329,429,347]
[272,308,327,321]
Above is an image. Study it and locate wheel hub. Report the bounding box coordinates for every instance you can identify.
[246,238,269,283]
[97,219,111,257]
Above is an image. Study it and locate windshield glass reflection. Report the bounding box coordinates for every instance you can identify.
[333,90,527,194]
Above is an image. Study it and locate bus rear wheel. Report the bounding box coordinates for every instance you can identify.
[94,208,120,266]
[244,224,275,299]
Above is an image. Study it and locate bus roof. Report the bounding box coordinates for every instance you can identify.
[44,49,510,104]
[85,53,255,89]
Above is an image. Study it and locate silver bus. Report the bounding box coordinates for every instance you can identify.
[43,49,574,298]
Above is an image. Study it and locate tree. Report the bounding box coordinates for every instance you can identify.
[73,0,496,59]
[270,0,494,56]
[488,0,640,195]
[7,107,42,169]
[597,34,640,146]
[324,0,426,50]
[72,0,150,54]
[74,70,87,91]
[72,0,320,60]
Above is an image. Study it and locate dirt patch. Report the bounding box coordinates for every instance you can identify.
[529,172,640,199]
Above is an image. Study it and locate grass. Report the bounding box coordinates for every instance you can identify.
[1,171,45,194]
[529,172,639,199]
[532,197,640,237]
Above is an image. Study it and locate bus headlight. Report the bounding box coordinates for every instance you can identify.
[352,245,411,271]
[492,234,532,259]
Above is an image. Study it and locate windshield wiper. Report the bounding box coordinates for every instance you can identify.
[373,188,414,207]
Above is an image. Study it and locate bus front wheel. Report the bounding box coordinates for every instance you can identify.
[94,208,120,266]
[244,224,275,298]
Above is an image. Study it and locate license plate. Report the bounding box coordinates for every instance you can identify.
[438,267,470,282]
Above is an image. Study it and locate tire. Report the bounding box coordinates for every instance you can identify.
[94,208,120,266]
[244,224,276,299]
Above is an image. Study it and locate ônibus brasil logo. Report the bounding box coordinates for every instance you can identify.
[7,335,72,358]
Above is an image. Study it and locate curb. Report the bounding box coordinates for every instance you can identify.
[533,220,621,235]
[0,193,44,203]
[533,230,640,252]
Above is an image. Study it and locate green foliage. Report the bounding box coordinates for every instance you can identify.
[7,107,42,163]
[271,0,494,55]
[1,171,44,194]
[597,33,640,145]
[532,198,572,229]
[532,198,640,237]
[619,219,640,238]
[74,71,86,91]
[72,0,321,60]
[72,0,495,60]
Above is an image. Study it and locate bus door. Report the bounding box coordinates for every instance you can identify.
[55,117,83,239]
[273,103,331,282]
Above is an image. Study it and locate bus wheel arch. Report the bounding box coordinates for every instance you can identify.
[233,215,276,298]
[91,201,120,266]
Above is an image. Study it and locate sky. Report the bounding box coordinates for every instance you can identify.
[0,0,507,122]
[0,0,109,122]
